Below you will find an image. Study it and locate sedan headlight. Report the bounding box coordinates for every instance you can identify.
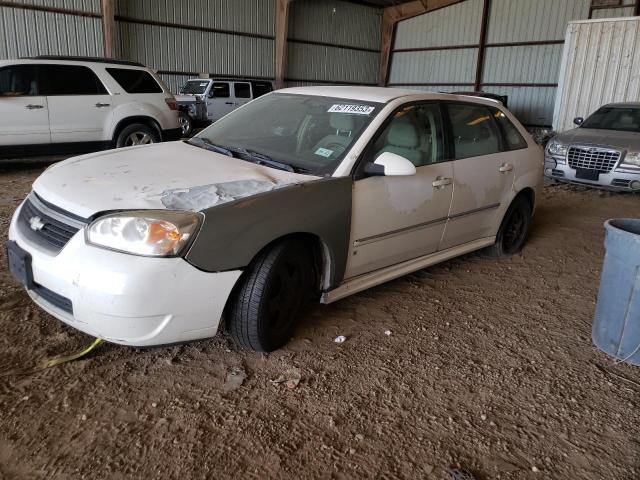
[86,211,202,257]
[622,152,640,168]
[547,140,568,162]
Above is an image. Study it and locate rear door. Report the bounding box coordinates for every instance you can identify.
[233,82,252,108]
[43,64,113,143]
[439,102,515,250]
[0,64,50,146]
[207,82,234,121]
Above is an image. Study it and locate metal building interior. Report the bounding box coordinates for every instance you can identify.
[0,0,639,478]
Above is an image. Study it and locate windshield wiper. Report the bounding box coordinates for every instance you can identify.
[186,138,234,157]
[228,147,295,173]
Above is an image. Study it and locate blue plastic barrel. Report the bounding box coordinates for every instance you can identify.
[592,219,640,365]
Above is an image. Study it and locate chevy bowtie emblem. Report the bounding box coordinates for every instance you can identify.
[29,216,45,231]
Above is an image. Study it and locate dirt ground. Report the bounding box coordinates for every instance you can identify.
[0,157,639,480]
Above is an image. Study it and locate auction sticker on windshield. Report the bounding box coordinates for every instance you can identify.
[328,104,375,115]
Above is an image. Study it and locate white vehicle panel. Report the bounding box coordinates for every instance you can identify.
[48,94,113,142]
[0,96,50,145]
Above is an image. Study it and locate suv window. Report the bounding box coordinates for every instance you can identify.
[251,81,272,98]
[448,103,502,160]
[40,64,107,95]
[491,107,527,150]
[210,82,230,98]
[371,103,444,167]
[0,65,39,96]
[234,82,251,98]
[106,68,162,94]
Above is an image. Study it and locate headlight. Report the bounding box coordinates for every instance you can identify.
[547,140,568,160]
[622,152,640,168]
[86,211,202,257]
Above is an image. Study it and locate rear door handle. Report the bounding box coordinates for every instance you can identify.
[432,177,453,188]
[499,163,514,173]
[25,104,44,110]
[95,103,111,108]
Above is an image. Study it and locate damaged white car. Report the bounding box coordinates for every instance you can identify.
[7,87,542,351]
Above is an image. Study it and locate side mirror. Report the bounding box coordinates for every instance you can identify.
[574,117,584,126]
[364,152,417,177]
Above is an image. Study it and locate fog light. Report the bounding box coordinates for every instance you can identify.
[544,168,553,176]
[630,180,640,191]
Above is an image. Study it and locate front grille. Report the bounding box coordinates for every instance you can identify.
[568,146,620,173]
[32,284,73,314]
[17,194,87,253]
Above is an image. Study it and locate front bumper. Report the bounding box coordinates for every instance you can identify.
[8,201,242,346]
[544,156,640,192]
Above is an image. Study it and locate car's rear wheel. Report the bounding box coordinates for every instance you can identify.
[490,196,532,256]
[227,239,316,352]
[116,124,159,148]
[178,112,193,137]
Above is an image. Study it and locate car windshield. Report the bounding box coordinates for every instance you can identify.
[194,93,383,176]
[180,80,210,95]
[582,106,640,133]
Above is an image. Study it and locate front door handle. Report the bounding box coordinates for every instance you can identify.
[432,177,453,188]
[499,163,514,173]
[95,103,111,108]
[225,101,234,105]
[25,104,44,110]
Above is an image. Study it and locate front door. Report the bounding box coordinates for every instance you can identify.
[42,64,113,143]
[439,102,516,250]
[0,64,50,146]
[206,81,234,121]
[345,102,454,279]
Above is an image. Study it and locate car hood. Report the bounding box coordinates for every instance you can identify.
[555,128,640,151]
[33,141,318,219]
[175,94,201,104]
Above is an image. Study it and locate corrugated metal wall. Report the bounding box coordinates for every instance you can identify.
[554,17,640,132]
[388,0,637,127]
[284,0,381,86]
[0,1,104,59]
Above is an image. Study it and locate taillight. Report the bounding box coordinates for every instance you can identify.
[165,98,177,111]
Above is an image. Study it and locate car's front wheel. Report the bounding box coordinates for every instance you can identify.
[116,124,160,148]
[490,196,532,256]
[227,239,316,352]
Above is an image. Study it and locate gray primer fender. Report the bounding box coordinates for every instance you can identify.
[185,176,353,289]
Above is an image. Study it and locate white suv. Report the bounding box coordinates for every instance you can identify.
[0,56,181,157]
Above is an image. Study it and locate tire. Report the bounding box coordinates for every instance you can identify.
[115,123,160,148]
[178,112,193,137]
[227,239,316,352]
[490,196,532,257]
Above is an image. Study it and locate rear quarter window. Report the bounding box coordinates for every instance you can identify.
[106,68,163,94]
[491,107,528,150]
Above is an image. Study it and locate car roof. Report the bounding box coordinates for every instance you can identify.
[604,102,640,108]
[0,57,147,69]
[278,86,503,106]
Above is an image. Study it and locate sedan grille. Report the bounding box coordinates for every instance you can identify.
[568,146,620,173]
[17,194,87,254]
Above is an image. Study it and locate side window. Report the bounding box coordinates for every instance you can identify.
[371,103,444,167]
[491,107,528,150]
[448,103,502,160]
[106,68,163,94]
[0,65,39,97]
[251,81,273,98]
[234,82,251,98]
[211,82,230,98]
[40,65,107,96]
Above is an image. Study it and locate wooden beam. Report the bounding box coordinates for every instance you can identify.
[275,0,291,90]
[378,0,468,86]
[474,0,490,91]
[636,0,640,16]
[101,0,116,58]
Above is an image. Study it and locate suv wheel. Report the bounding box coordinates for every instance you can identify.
[179,112,193,137]
[490,196,532,256]
[227,239,316,352]
[116,124,159,148]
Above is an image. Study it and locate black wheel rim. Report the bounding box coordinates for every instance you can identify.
[503,208,526,253]
[264,259,303,340]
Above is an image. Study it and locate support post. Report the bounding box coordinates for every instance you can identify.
[635,0,640,17]
[474,0,490,91]
[101,0,116,58]
[275,0,291,90]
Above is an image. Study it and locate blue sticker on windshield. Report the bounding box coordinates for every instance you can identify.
[315,147,334,158]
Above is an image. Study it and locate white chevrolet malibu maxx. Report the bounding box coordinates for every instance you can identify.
[7,87,542,351]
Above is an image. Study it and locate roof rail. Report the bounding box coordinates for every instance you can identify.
[25,56,145,67]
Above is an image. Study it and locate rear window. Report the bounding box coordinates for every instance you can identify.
[251,81,273,98]
[106,68,163,94]
[40,64,107,96]
[491,108,528,150]
[234,82,251,98]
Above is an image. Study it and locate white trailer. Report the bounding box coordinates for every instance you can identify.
[553,16,640,132]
